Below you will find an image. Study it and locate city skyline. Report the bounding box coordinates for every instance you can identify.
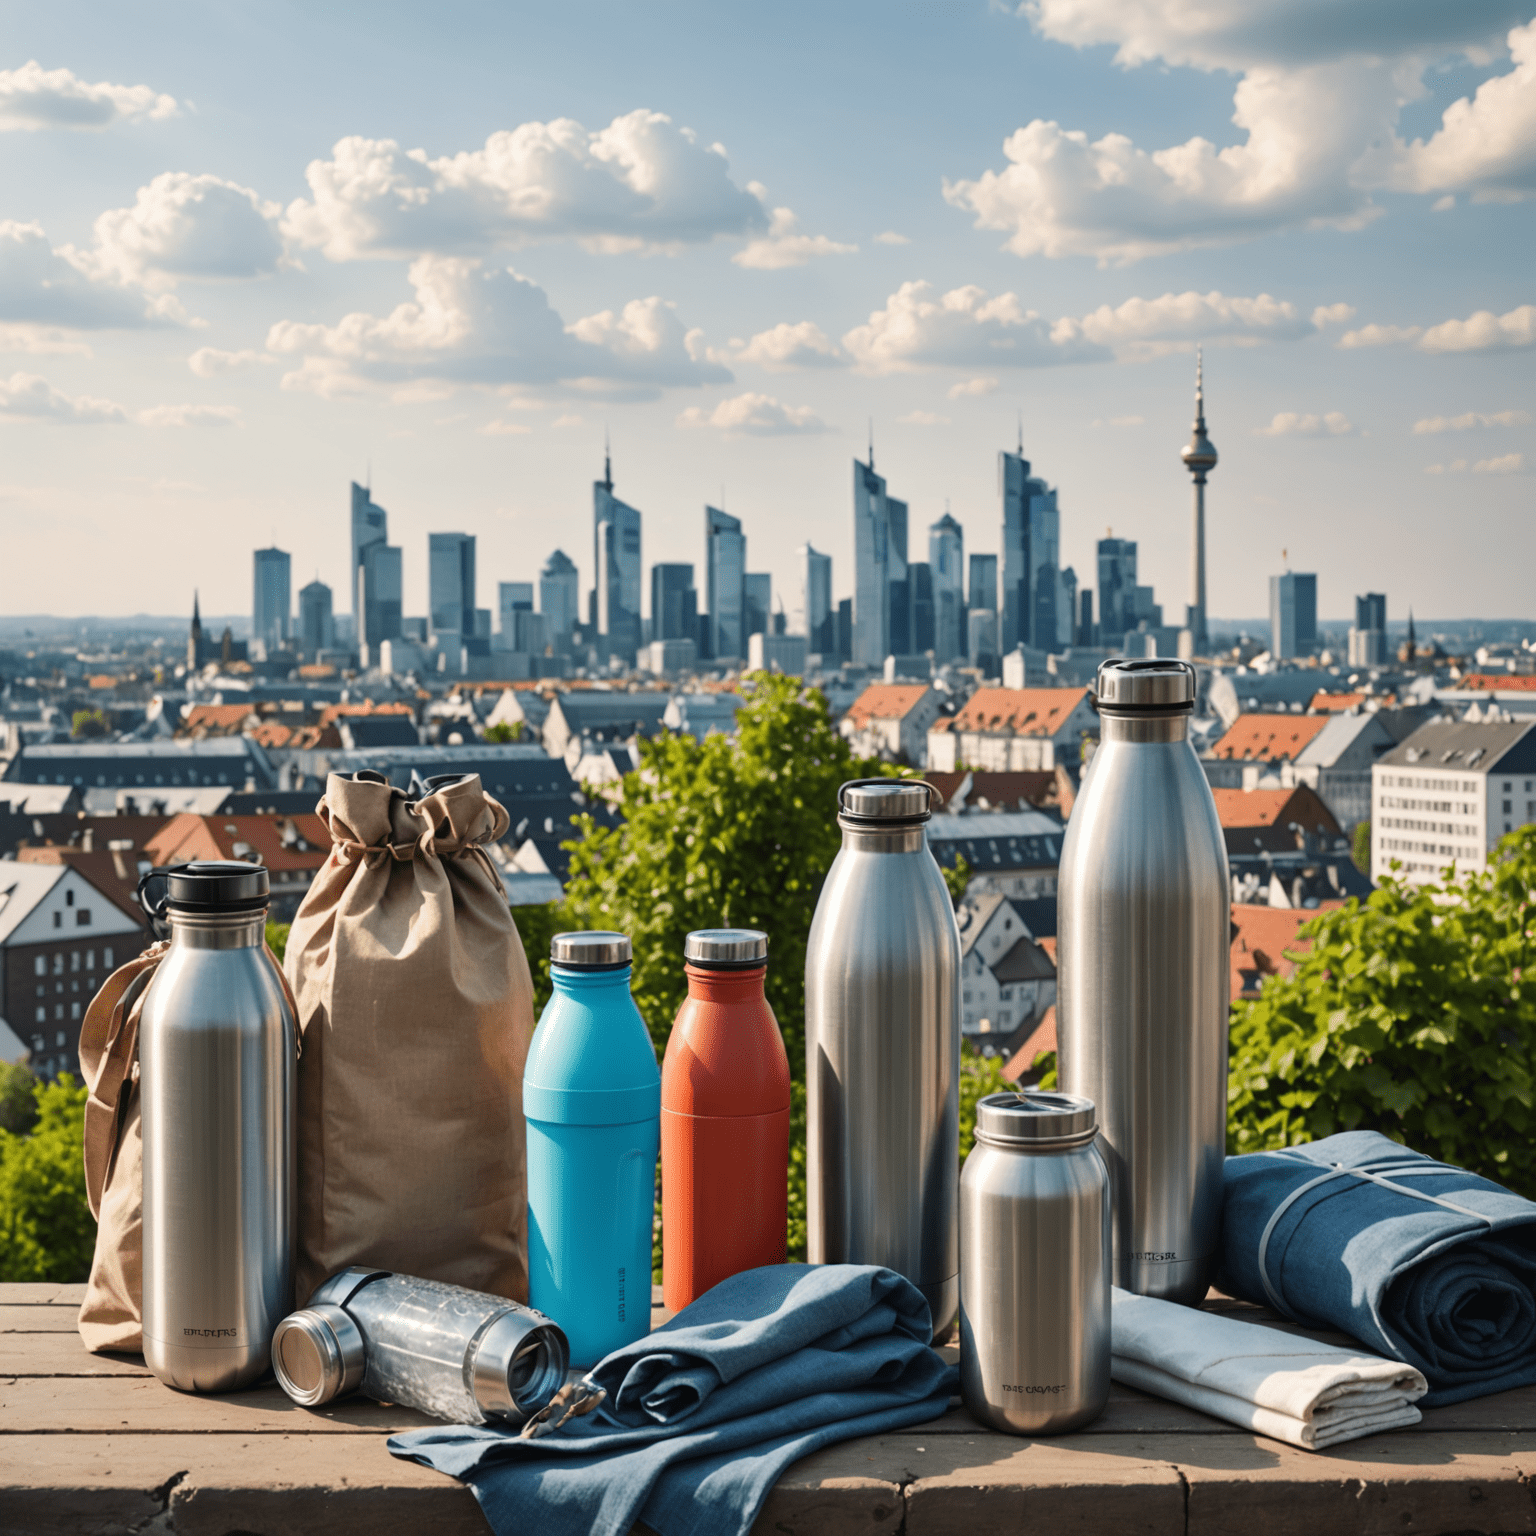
[0,2,1532,622]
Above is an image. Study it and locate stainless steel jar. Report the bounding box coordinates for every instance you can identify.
[272,1268,569,1425]
[138,861,295,1393]
[805,778,960,1339]
[959,1091,1110,1435]
[1057,659,1230,1305]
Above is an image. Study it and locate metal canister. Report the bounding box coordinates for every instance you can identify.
[1057,658,1230,1305]
[805,778,960,1339]
[271,1268,569,1425]
[137,861,295,1393]
[959,1091,1110,1435]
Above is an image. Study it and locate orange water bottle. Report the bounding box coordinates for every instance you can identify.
[662,929,791,1312]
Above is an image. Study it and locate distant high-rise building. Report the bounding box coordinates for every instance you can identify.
[1356,592,1387,633]
[299,579,334,656]
[1060,567,1078,655]
[1270,570,1318,659]
[1076,588,1095,648]
[1349,592,1387,667]
[853,456,910,668]
[593,451,642,662]
[1097,537,1138,643]
[744,572,772,641]
[836,598,853,664]
[928,512,965,663]
[540,550,579,646]
[350,482,388,624]
[967,552,997,620]
[800,543,833,654]
[429,533,476,638]
[650,564,698,643]
[253,547,291,650]
[705,506,746,660]
[498,581,534,643]
[358,542,402,654]
[908,562,935,655]
[967,608,999,674]
[1180,349,1218,652]
[999,443,1064,652]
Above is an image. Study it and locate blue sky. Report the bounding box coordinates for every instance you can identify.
[1,0,1532,626]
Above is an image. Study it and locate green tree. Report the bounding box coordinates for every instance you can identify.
[0,1074,95,1283]
[0,1061,38,1136]
[265,920,290,964]
[1228,826,1536,1193]
[484,720,523,743]
[71,708,109,739]
[1352,819,1371,874]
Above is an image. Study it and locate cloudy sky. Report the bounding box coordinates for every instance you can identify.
[1,0,1532,627]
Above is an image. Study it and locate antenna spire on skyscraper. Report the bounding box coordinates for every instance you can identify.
[868,417,874,469]
[1017,411,1023,457]
[603,427,612,490]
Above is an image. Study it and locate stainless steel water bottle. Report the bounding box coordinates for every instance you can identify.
[959,1091,1110,1435]
[138,861,295,1392]
[1057,660,1230,1306]
[805,779,960,1339]
[271,1268,569,1424]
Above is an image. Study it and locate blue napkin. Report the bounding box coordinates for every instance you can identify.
[388,1264,957,1536]
[1217,1131,1536,1405]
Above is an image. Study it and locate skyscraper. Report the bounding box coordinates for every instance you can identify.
[999,442,1063,652]
[704,506,745,660]
[498,581,533,641]
[929,512,964,663]
[967,552,997,618]
[799,543,833,654]
[1270,570,1318,659]
[298,578,334,656]
[650,564,698,643]
[358,543,402,654]
[594,451,642,662]
[429,533,477,639]
[253,547,291,650]
[349,481,388,624]
[853,456,899,668]
[1181,349,1218,651]
[540,550,579,646]
[1349,592,1388,667]
[1097,537,1138,643]
[744,573,772,640]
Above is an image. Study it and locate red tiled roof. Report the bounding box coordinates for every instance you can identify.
[317,700,415,729]
[843,684,932,727]
[1002,1005,1057,1082]
[144,813,330,874]
[926,770,1058,812]
[1229,902,1336,1001]
[1458,673,1536,692]
[1309,691,1370,713]
[181,703,259,735]
[1210,785,1340,835]
[1211,712,1331,761]
[949,687,1090,738]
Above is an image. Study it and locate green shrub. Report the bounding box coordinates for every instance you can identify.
[0,1061,39,1136]
[0,1074,95,1283]
[1352,820,1371,874]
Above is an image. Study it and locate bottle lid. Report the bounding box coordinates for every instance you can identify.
[1094,659,1195,715]
[470,1305,572,1424]
[684,928,768,968]
[975,1090,1097,1146]
[837,779,936,825]
[137,860,270,923]
[271,1303,366,1407]
[550,931,631,969]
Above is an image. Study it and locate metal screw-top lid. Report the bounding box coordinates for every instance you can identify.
[684,929,769,968]
[837,778,937,824]
[1094,658,1195,715]
[137,860,270,924]
[271,1303,366,1407]
[550,930,632,969]
[470,1305,571,1424]
[974,1090,1097,1146]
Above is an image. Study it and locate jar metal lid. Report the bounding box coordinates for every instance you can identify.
[837,778,936,824]
[1094,659,1195,714]
[550,930,631,969]
[271,1303,366,1407]
[684,929,768,968]
[138,859,269,922]
[975,1090,1097,1145]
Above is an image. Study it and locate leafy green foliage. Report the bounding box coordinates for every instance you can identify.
[1352,820,1371,875]
[265,920,290,965]
[1228,826,1536,1193]
[958,1046,1012,1161]
[0,1061,39,1136]
[0,1074,95,1283]
[484,720,523,743]
[71,708,109,739]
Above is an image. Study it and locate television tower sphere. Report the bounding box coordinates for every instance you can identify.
[1182,349,1218,478]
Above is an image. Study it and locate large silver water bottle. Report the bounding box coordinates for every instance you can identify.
[805,779,960,1338]
[1057,660,1229,1306]
[138,861,295,1392]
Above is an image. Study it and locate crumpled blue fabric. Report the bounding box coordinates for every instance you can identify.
[1217,1131,1536,1405]
[388,1264,957,1536]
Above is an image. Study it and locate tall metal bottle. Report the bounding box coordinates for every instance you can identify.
[805,780,960,1339]
[1057,660,1230,1306]
[138,861,296,1392]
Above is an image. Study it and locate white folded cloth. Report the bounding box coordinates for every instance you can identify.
[1111,1288,1428,1450]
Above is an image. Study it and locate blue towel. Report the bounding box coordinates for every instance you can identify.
[388,1264,957,1536]
[1217,1131,1536,1405]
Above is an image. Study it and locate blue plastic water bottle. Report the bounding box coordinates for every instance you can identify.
[524,931,660,1367]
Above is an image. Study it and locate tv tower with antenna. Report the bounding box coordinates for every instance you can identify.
[1181,347,1218,653]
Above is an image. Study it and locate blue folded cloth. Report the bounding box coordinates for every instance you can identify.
[388,1264,957,1536]
[1217,1131,1536,1405]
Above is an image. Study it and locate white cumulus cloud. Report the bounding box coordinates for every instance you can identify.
[1339,304,1536,352]
[948,376,999,398]
[676,392,828,436]
[732,194,857,269]
[188,347,271,377]
[1337,322,1424,349]
[0,60,177,131]
[873,230,910,245]
[1064,289,1320,357]
[136,403,241,427]
[1426,452,1527,474]
[1258,410,1355,436]
[283,111,768,260]
[733,321,846,369]
[898,410,949,426]
[1413,409,1530,434]
[0,371,127,423]
[0,220,178,329]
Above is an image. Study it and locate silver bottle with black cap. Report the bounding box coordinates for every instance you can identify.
[805,779,960,1338]
[137,860,296,1392]
[1058,659,1230,1306]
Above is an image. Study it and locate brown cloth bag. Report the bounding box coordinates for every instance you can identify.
[285,771,535,1305]
[76,942,165,1354]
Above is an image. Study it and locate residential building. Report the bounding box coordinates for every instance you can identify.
[1212,785,1342,858]
[957,893,1057,1055]
[1096,538,1138,644]
[539,550,580,648]
[594,455,642,662]
[1000,446,1065,652]
[253,547,291,650]
[926,809,1066,900]
[1229,904,1321,1003]
[349,481,388,628]
[664,693,743,739]
[358,541,403,655]
[748,633,808,674]
[705,506,746,661]
[839,684,943,764]
[927,687,1097,773]
[0,864,144,1079]
[1207,713,1333,785]
[4,738,277,797]
[1371,717,1536,884]
[924,770,1062,817]
[1349,592,1388,668]
[744,572,772,641]
[298,579,335,656]
[650,564,698,644]
[542,692,671,760]
[1284,710,1401,830]
[800,543,834,655]
[429,532,477,643]
[144,812,329,921]
[1270,571,1318,659]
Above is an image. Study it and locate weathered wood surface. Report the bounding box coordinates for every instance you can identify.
[3,1283,1535,1536]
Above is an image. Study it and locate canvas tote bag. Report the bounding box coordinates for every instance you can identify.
[285,770,535,1304]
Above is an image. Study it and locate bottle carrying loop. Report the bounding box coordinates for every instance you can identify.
[836,777,941,824]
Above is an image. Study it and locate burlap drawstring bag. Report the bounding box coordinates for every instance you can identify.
[285,771,535,1305]
[76,942,164,1353]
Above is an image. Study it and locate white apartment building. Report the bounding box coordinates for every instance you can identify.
[956,893,1056,1049]
[1371,718,1536,885]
